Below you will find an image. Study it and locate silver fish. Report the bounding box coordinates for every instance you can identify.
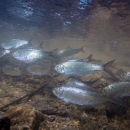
[65,79,99,92]
[1,39,29,49]
[55,60,115,76]
[2,65,22,76]
[27,65,50,76]
[12,49,48,63]
[53,86,126,106]
[102,82,130,97]
[65,54,93,62]
[121,72,130,81]
[0,49,10,57]
[57,46,84,57]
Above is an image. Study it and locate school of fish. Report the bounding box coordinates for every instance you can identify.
[0,38,130,108]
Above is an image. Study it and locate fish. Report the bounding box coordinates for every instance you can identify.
[102,82,130,97]
[27,65,50,76]
[2,65,22,76]
[121,72,130,81]
[78,54,93,62]
[53,86,126,106]
[57,46,84,57]
[54,60,115,76]
[12,49,48,63]
[0,49,10,57]
[65,79,99,92]
[65,54,93,62]
[1,39,31,49]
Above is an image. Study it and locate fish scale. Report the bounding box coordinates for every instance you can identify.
[1,39,28,49]
[53,86,126,106]
[12,49,47,63]
[65,79,100,93]
[55,61,103,76]
[55,60,115,77]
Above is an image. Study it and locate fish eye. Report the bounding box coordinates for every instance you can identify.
[60,64,64,73]
[56,65,59,69]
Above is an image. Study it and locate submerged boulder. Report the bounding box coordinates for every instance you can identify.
[6,104,44,130]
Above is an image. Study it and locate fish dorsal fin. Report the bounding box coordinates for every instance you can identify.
[87,54,92,61]
[67,46,72,49]
[28,37,33,44]
[76,54,92,62]
[51,48,58,53]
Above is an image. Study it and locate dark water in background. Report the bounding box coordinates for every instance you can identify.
[0,0,130,64]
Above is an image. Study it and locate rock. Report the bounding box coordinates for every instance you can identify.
[54,74,69,82]
[47,116,55,122]
[0,111,10,130]
[30,99,68,116]
[39,116,80,130]
[80,72,103,84]
[92,77,114,89]
[6,104,44,130]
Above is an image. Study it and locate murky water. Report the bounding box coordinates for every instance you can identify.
[0,0,130,129]
[0,0,129,64]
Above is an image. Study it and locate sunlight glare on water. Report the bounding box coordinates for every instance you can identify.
[0,0,129,64]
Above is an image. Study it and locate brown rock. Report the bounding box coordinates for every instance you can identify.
[80,72,103,84]
[6,104,44,130]
[0,111,10,130]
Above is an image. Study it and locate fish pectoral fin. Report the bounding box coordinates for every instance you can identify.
[110,89,127,107]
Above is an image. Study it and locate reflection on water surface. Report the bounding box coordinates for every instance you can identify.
[0,0,129,64]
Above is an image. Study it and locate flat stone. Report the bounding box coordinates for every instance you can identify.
[0,111,10,130]
[6,104,44,130]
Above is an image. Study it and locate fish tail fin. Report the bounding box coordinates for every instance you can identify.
[39,41,44,49]
[80,46,85,53]
[110,89,127,107]
[103,59,115,68]
[103,60,116,78]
